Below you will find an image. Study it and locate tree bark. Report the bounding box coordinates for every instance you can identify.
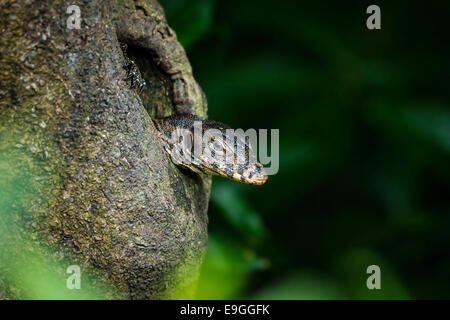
[0,0,210,299]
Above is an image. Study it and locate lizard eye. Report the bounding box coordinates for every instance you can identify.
[209,140,220,150]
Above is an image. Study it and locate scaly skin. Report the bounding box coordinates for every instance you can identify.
[153,113,268,186]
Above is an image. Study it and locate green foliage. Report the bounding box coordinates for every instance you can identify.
[0,157,111,299]
[161,0,213,49]
[161,0,450,299]
[0,152,114,299]
[195,233,267,299]
[211,182,266,242]
[251,272,345,300]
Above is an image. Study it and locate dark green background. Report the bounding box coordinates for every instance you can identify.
[160,0,450,299]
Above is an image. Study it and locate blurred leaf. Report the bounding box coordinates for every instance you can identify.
[371,102,450,153]
[0,240,110,300]
[160,0,214,49]
[251,272,346,300]
[335,248,410,299]
[195,233,268,299]
[362,60,405,89]
[202,55,319,115]
[211,181,266,241]
[0,153,110,299]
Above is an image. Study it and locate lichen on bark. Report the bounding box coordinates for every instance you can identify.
[0,0,210,299]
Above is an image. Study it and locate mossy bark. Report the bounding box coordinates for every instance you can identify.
[0,0,210,299]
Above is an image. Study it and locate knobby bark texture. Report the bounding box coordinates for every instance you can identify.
[0,0,210,299]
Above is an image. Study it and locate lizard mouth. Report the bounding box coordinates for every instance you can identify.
[242,163,268,186]
[247,174,268,185]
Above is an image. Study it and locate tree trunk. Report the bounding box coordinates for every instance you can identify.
[0,0,210,299]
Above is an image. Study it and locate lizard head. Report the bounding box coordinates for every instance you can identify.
[153,114,268,186]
